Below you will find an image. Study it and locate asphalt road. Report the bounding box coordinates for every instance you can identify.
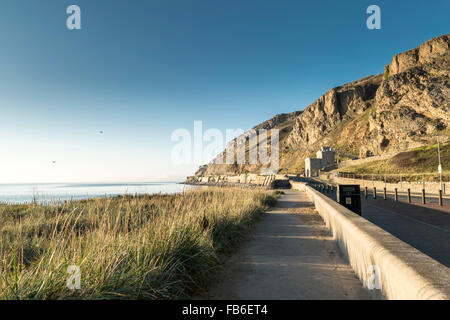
[361,198,450,267]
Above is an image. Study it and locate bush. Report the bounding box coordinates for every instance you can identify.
[383,66,389,80]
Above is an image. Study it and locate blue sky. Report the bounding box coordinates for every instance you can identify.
[0,0,448,183]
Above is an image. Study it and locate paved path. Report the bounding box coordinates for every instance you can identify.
[205,190,372,300]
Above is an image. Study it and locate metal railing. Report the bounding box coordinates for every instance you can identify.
[308,178,447,206]
[336,172,450,183]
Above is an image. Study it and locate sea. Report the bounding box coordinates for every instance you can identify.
[0,182,195,204]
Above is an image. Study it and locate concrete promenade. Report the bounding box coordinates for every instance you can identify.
[205,190,372,300]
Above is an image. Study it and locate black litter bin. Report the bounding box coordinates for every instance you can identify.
[336,185,362,215]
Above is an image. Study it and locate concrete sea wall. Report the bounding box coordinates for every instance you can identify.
[291,181,450,300]
[186,174,291,188]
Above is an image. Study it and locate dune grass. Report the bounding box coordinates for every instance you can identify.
[0,188,277,299]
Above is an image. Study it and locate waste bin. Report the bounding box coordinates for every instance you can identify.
[336,184,362,215]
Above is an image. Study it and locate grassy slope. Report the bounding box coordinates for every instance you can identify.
[0,188,277,299]
[339,142,450,178]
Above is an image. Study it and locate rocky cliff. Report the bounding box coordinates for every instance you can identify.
[195,34,450,176]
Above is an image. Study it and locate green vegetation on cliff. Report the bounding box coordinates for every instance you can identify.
[339,142,450,177]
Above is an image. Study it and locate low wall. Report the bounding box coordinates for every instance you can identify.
[291,181,450,300]
[334,176,448,195]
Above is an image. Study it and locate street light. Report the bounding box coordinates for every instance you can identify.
[437,135,443,191]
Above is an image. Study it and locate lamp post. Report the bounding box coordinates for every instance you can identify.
[437,135,443,192]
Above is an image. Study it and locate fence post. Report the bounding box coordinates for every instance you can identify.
[383,187,387,200]
[422,189,426,205]
[373,187,377,199]
[439,190,443,206]
[408,188,411,203]
[394,188,398,202]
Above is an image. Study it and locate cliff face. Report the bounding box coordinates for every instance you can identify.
[363,35,450,157]
[196,34,450,176]
[286,75,381,150]
[364,47,450,156]
[196,111,301,176]
[388,34,449,75]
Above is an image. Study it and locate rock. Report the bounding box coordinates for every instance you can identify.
[286,75,381,148]
[388,34,450,75]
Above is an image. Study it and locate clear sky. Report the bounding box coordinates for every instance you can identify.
[0,0,448,183]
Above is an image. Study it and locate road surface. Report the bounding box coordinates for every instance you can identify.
[361,198,450,267]
[204,189,373,300]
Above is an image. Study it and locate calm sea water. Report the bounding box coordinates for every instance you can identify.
[0,182,195,204]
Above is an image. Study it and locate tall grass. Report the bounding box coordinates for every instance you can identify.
[0,188,277,299]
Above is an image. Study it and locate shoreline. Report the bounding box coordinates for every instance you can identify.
[181,181,271,189]
[182,175,292,190]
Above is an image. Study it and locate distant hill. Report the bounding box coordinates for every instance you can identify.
[196,34,450,177]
